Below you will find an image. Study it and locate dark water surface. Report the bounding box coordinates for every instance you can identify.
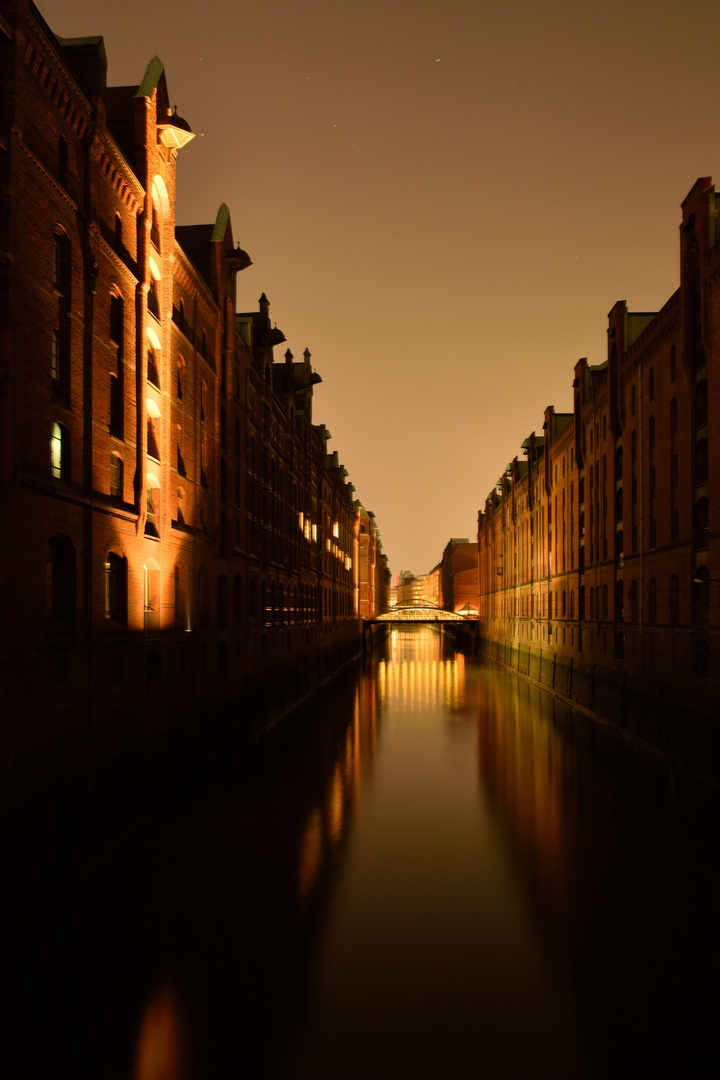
[2,626,718,1079]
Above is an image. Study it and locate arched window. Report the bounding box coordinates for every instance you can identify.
[147,265,161,320]
[115,213,123,252]
[110,452,123,498]
[615,487,623,521]
[150,193,162,250]
[177,424,186,476]
[649,415,656,452]
[147,326,161,388]
[143,559,160,631]
[47,535,75,625]
[670,397,678,435]
[602,584,609,620]
[50,422,70,480]
[615,446,623,481]
[147,398,161,461]
[146,472,161,537]
[105,552,127,624]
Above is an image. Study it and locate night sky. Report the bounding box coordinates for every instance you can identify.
[38,0,720,576]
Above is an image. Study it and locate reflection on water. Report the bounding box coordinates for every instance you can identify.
[0,628,717,1079]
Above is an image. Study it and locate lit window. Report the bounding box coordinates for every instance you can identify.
[50,422,69,480]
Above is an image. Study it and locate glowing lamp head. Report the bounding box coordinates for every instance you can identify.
[158,106,195,151]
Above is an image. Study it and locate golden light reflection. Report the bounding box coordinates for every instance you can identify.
[378,629,466,712]
[132,984,183,1080]
[297,807,323,899]
[296,674,380,902]
[477,677,568,911]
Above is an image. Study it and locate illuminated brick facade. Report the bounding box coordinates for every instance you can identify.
[0,0,383,846]
[478,177,720,777]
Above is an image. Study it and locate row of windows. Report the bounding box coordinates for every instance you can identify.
[48,539,350,631]
[499,571,712,628]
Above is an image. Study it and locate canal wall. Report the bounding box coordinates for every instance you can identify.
[481,634,720,787]
[0,620,363,920]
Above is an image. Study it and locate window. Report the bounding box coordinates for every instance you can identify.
[106,551,127,624]
[115,214,123,252]
[695,497,709,549]
[649,415,656,452]
[670,397,678,435]
[52,232,71,393]
[177,425,186,476]
[631,384,636,417]
[629,580,638,624]
[110,452,123,498]
[150,197,161,250]
[615,487,623,521]
[615,445,623,480]
[649,366,655,401]
[50,422,69,480]
[177,357,184,400]
[146,473,161,537]
[143,560,160,630]
[147,340,160,388]
[110,295,124,437]
[670,344,677,382]
[615,580,624,622]
[47,535,75,625]
[147,274,160,320]
[695,380,708,429]
[695,439,709,485]
[147,417,160,461]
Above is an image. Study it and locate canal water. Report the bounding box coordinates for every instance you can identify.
[1,625,718,1079]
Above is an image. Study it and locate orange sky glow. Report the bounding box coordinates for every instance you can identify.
[38,0,720,576]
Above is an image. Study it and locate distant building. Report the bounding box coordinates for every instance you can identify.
[440,539,478,615]
[355,505,390,618]
[478,176,720,779]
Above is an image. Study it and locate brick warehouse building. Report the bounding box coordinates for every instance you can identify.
[478,176,720,782]
[0,0,386,867]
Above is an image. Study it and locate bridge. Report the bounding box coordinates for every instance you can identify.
[362,600,479,652]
